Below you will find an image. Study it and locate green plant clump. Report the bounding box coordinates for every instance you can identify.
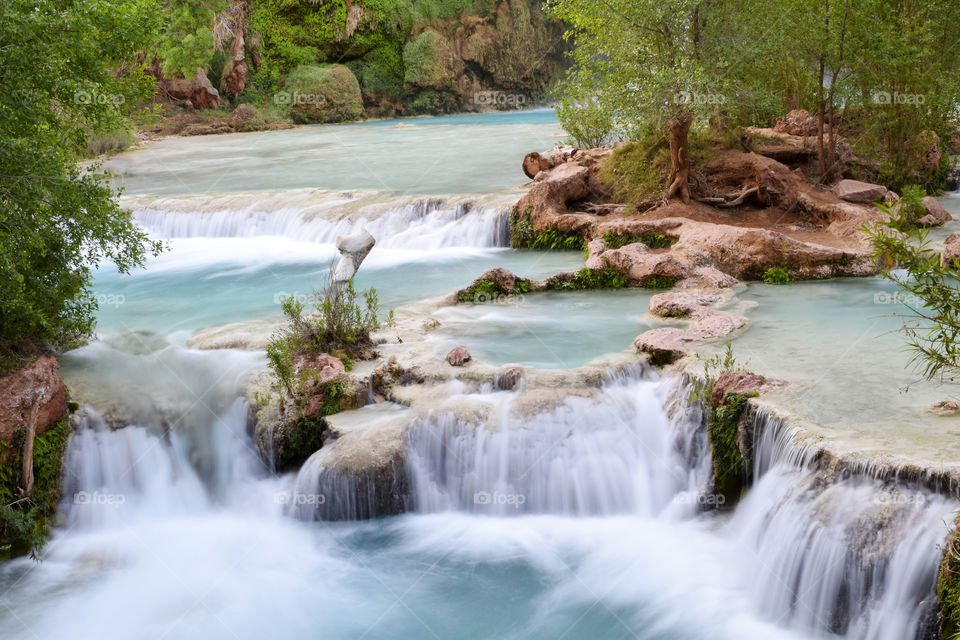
[530,228,586,251]
[937,519,960,640]
[642,276,677,289]
[602,231,673,249]
[510,205,535,248]
[762,266,791,284]
[0,419,71,559]
[553,267,628,290]
[266,274,389,403]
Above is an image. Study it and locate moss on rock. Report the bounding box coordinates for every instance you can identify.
[285,64,365,124]
[938,514,960,639]
[707,393,750,504]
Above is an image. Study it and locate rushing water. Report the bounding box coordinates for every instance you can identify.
[0,111,954,640]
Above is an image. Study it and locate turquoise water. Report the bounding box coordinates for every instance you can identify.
[102,109,565,196]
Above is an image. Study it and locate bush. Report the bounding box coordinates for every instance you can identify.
[530,229,585,251]
[266,272,389,398]
[0,420,71,559]
[553,267,628,290]
[761,266,791,284]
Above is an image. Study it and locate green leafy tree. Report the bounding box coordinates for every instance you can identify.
[866,200,960,381]
[0,0,164,372]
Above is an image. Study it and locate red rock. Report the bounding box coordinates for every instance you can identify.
[710,370,765,407]
[774,109,818,136]
[446,346,471,366]
[0,356,67,443]
[943,232,960,268]
[294,353,346,419]
[918,196,952,228]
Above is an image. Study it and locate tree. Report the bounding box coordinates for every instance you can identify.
[866,195,960,382]
[0,0,164,372]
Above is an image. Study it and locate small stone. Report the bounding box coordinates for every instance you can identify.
[446,345,471,366]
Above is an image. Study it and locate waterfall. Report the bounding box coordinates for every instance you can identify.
[128,192,511,248]
[731,409,954,640]
[403,374,713,518]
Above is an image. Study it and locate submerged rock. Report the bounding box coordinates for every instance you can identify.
[333,228,375,282]
[634,292,748,366]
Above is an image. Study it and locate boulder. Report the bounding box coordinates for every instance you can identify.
[636,292,747,366]
[285,64,364,124]
[917,196,952,228]
[333,228,376,282]
[228,103,257,130]
[599,243,693,286]
[0,356,67,444]
[774,109,818,136]
[832,179,888,204]
[163,67,220,110]
[221,28,248,97]
[294,353,348,420]
[943,232,960,268]
[710,371,765,408]
[633,328,695,366]
[446,345,472,366]
[457,267,530,297]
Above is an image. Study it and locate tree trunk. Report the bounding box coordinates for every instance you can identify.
[666,111,693,204]
[816,58,826,176]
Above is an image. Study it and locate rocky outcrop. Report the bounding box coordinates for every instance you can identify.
[0,356,67,445]
[918,196,952,228]
[711,371,765,407]
[333,228,375,282]
[943,232,960,268]
[227,103,257,130]
[163,67,220,110]
[833,179,888,204]
[634,292,747,365]
[774,109,819,136]
[285,64,364,124]
[456,267,532,302]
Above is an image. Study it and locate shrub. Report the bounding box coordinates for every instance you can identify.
[284,64,364,124]
[761,266,791,284]
[266,271,389,398]
[553,267,628,290]
[510,205,535,248]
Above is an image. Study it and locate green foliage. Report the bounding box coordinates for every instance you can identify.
[642,276,677,289]
[0,0,164,372]
[602,231,673,250]
[938,519,960,640]
[530,229,586,251]
[865,205,960,381]
[457,278,500,303]
[761,266,792,284]
[267,274,389,399]
[687,345,751,504]
[284,64,365,124]
[552,268,628,290]
[888,185,927,230]
[158,0,227,78]
[510,205,535,248]
[0,420,71,559]
[597,136,671,206]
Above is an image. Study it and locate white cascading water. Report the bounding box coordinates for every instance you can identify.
[129,192,511,248]
[731,410,953,640]
[404,374,712,518]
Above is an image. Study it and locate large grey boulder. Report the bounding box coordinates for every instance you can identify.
[832,179,888,204]
[334,228,375,282]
